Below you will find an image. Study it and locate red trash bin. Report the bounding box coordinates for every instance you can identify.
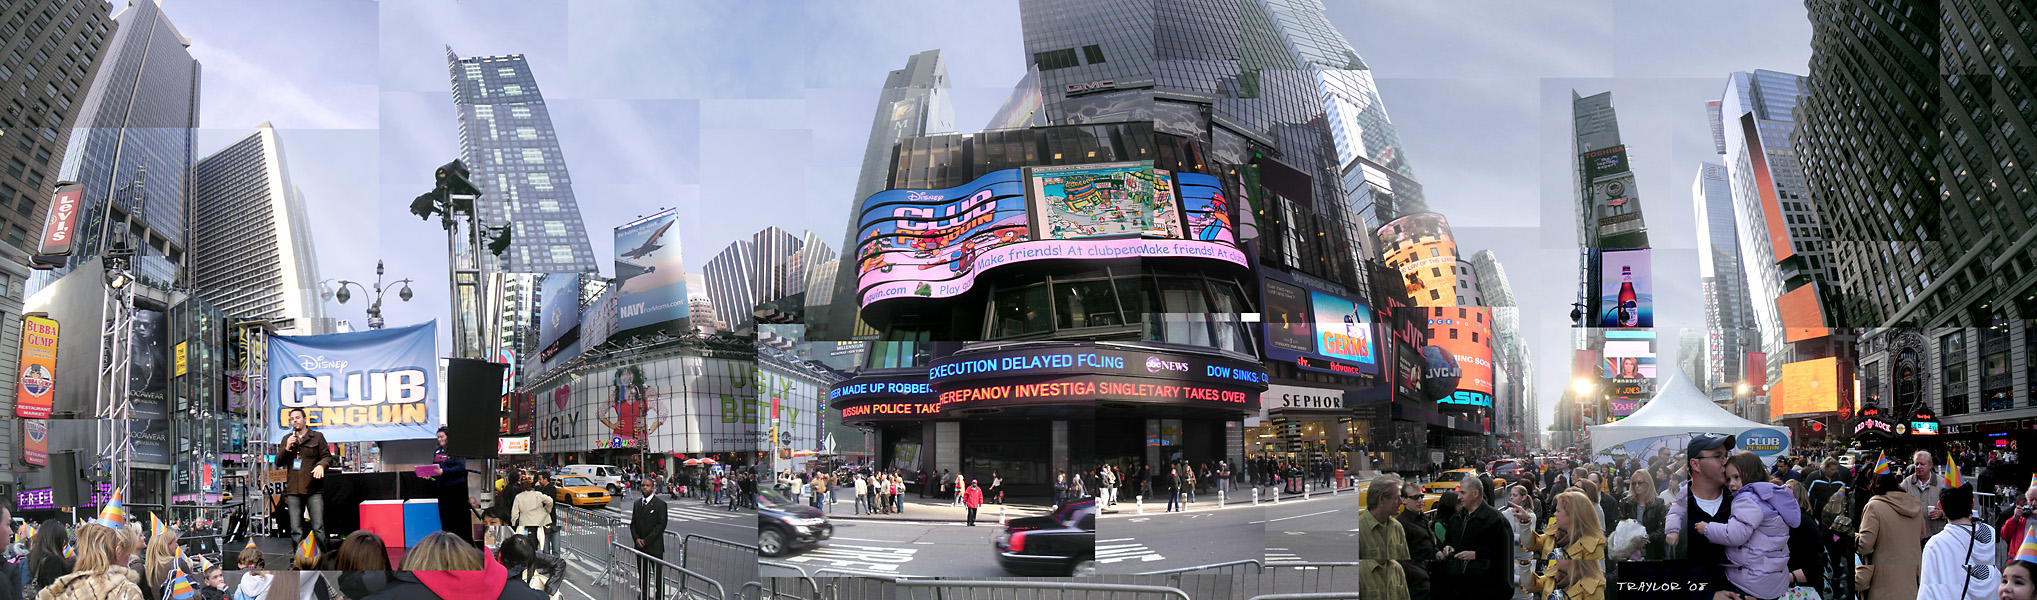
[1335,469,1347,488]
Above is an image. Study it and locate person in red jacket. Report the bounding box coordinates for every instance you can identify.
[963,480,986,526]
[2004,484,2037,553]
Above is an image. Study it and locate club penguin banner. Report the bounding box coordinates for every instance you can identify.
[268,321,440,443]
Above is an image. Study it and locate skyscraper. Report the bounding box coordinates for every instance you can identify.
[1572,91,1648,251]
[820,49,956,340]
[1714,71,1835,387]
[55,0,200,286]
[0,0,113,256]
[1691,160,1755,398]
[701,238,754,333]
[445,48,599,273]
[188,124,327,334]
[1802,0,2036,328]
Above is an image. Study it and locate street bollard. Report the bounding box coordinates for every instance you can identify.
[1274,486,1281,504]
[1136,495,1144,514]
[1000,502,1007,522]
[1305,482,1311,499]
[1252,488,1260,506]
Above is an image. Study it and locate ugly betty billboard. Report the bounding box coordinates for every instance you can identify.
[267,321,440,443]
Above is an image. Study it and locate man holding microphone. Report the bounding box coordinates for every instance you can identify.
[275,407,334,544]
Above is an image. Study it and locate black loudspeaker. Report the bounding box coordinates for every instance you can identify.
[443,358,506,458]
[49,451,79,507]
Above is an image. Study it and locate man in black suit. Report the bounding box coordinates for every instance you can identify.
[631,479,667,599]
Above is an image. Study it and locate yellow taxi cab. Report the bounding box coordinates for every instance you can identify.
[554,475,612,507]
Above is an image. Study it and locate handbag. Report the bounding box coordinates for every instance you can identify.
[1781,586,1821,600]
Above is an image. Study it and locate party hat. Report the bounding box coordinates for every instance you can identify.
[164,564,196,600]
[1871,452,1894,476]
[191,553,213,573]
[91,487,127,528]
[244,538,258,553]
[61,542,72,559]
[2030,473,2037,493]
[151,513,166,539]
[1945,454,1962,489]
[2017,520,2037,563]
[296,535,317,562]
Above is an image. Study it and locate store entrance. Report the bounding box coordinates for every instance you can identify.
[959,420,1064,500]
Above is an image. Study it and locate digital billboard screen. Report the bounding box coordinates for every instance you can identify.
[1029,162,1180,240]
[1772,357,1841,420]
[857,164,1249,306]
[1583,145,1629,180]
[1258,269,1378,376]
[1598,249,1653,327]
[1426,306,1493,402]
[1377,213,1459,307]
[537,272,581,362]
[614,209,689,331]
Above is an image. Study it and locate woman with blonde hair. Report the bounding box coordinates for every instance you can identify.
[1530,558,1606,600]
[34,522,144,600]
[1534,491,1607,560]
[402,531,484,572]
[143,525,181,598]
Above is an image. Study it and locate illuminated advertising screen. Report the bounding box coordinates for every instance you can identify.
[857,165,1249,306]
[1175,172,1238,246]
[1258,269,1379,376]
[1583,145,1630,180]
[1601,334,1656,398]
[1598,249,1653,327]
[1771,357,1841,420]
[1426,306,1494,403]
[538,272,582,362]
[614,209,690,331]
[1377,213,1459,307]
[1029,162,1180,239]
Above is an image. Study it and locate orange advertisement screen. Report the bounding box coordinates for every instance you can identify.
[1427,306,1494,396]
[1772,357,1840,420]
[1377,213,1460,307]
[1777,284,1828,343]
[1742,114,1794,262]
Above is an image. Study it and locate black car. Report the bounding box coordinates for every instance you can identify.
[757,489,832,557]
[994,498,1096,576]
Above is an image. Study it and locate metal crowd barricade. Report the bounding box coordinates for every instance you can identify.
[746,560,819,600]
[811,569,918,600]
[681,534,761,596]
[559,504,624,586]
[891,579,1193,600]
[1129,559,1266,599]
[1240,562,1361,597]
[608,540,726,600]
[1244,594,1362,600]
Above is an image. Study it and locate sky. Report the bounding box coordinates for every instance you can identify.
[161,0,1812,442]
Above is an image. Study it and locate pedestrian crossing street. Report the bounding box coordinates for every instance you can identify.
[1264,547,1302,563]
[1096,538,1166,563]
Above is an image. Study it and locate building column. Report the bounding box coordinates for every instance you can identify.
[1051,420,1069,476]
[933,421,961,475]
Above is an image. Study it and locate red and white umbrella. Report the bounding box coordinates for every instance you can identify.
[683,459,701,466]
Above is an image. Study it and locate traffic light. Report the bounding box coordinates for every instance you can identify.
[768,426,779,447]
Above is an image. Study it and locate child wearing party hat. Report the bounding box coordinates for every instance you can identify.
[35,492,146,600]
[2003,474,2037,568]
[235,540,272,600]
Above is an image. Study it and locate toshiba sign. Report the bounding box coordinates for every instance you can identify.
[36,182,83,257]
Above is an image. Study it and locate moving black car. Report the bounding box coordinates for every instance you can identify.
[994,498,1096,576]
[757,489,832,557]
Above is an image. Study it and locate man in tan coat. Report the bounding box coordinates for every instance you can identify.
[1856,472,1925,600]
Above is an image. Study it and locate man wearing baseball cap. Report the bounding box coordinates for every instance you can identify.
[1665,432,1748,599]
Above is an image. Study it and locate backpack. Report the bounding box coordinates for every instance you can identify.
[1820,488,1853,537]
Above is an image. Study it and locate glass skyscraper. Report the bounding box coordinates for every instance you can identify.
[446,48,599,273]
[1691,161,1754,397]
[56,0,199,287]
[188,123,327,335]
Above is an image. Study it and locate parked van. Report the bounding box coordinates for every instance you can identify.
[562,464,626,494]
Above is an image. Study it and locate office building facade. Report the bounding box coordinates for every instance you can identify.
[1691,161,1755,399]
[53,0,198,287]
[446,48,599,273]
[0,0,112,255]
[188,123,327,335]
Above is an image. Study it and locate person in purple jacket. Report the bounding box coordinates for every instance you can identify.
[1692,452,1801,600]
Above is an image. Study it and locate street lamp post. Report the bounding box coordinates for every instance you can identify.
[323,260,415,330]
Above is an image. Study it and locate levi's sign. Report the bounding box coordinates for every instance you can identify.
[36,183,83,256]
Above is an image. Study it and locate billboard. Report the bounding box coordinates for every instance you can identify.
[1772,357,1841,420]
[1582,145,1630,180]
[1029,162,1180,239]
[268,321,440,443]
[1777,284,1828,343]
[857,164,1248,306]
[1377,213,1459,307]
[35,182,82,256]
[1175,172,1238,246]
[21,419,45,466]
[15,315,56,418]
[1259,269,1378,376]
[533,355,758,456]
[1598,249,1653,327]
[1426,306,1494,403]
[538,272,582,362]
[614,210,689,331]
[129,308,168,420]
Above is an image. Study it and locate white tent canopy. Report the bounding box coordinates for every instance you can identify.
[1586,371,1792,464]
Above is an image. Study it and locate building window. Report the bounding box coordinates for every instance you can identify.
[2,224,24,248]
[1032,48,1079,70]
[503,84,523,95]
[1448,328,1458,339]
[5,158,22,178]
[521,149,544,164]
[1082,45,1106,64]
[992,284,1052,337]
[516,127,536,140]
[548,247,574,263]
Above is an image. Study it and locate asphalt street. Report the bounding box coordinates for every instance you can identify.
[765,517,1012,577]
[555,491,758,600]
[1097,501,1267,573]
[1258,491,1358,563]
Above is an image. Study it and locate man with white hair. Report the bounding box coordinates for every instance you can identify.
[1434,472,1510,598]
[1900,449,1947,539]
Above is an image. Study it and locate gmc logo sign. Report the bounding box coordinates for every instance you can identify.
[1066,80,1115,94]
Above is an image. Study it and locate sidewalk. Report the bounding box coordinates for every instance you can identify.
[818,492,1058,524]
[1094,482,1359,517]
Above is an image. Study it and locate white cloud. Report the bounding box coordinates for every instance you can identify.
[191,46,375,129]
